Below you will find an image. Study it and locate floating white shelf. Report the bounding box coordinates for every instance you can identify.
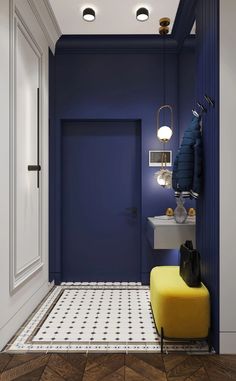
[147,216,196,250]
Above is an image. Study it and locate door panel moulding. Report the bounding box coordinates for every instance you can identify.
[60,118,142,283]
[9,1,49,293]
[9,4,43,293]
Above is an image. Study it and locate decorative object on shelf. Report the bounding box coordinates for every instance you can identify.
[174,196,187,224]
[188,207,196,217]
[165,207,174,217]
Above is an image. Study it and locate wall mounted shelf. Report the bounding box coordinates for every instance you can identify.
[147,216,196,249]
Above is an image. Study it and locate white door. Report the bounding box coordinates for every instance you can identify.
[9,4,47,292]
[15,21,41,281]
[0,0,56,350]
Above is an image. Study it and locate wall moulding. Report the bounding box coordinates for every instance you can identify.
[55,35,195,55]
[27,0,61,53]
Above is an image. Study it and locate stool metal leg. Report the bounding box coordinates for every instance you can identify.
[161,327,164,354]
[207,329,212,353]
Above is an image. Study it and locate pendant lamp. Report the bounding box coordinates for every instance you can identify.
[157,18,173,143]
[157,104,173,142]
[155,18,173,188]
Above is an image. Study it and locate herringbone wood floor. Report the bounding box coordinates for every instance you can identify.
[1,353,236,381]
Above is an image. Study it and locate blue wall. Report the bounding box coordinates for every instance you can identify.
[49,36,196,284]
[178,45,196,142]
[195,0,219,352]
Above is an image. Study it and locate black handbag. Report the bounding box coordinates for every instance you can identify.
[179,240,201,287]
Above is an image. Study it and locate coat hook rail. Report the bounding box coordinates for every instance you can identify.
[192,95,215,117]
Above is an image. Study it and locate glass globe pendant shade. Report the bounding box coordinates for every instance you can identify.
[157,173,166,186]
[157,125,173,142]
[154,169,172,189]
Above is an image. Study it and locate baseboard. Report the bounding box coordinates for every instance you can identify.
[49,272,61,285]
[220,332,236,354]
[0,281,54,351]
[141,272,150,285]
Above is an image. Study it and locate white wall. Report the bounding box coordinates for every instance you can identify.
[220,0,236,354]
[0,0,59,351]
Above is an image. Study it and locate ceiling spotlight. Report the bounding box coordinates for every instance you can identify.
[136,7,149,22]
[83,8,96,22]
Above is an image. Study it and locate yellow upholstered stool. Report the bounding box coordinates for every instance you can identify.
[150,266,210,351]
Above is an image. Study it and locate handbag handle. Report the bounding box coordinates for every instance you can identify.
[185,240,193,250]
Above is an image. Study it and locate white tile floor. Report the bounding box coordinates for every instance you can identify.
[6,283,209,353]
[33,288,157,344]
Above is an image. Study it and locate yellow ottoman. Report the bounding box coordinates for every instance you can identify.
[150,266,210,346]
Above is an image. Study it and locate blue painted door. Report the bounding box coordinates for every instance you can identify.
[61,120,141,281]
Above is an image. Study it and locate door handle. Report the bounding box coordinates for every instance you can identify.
[28,165,41,171]
[28,88,40,188]
[125,207,138,218]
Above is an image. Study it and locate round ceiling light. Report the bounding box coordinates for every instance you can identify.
[136,7,149,22]
[83,8,96,22]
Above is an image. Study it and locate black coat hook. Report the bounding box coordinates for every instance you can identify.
[197,102,207,113]
[192,109,200,117]
[204,94,215,107]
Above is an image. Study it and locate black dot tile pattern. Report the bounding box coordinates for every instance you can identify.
[33,288,157,344]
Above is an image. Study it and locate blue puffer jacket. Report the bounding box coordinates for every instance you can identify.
[172,115,202,199]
